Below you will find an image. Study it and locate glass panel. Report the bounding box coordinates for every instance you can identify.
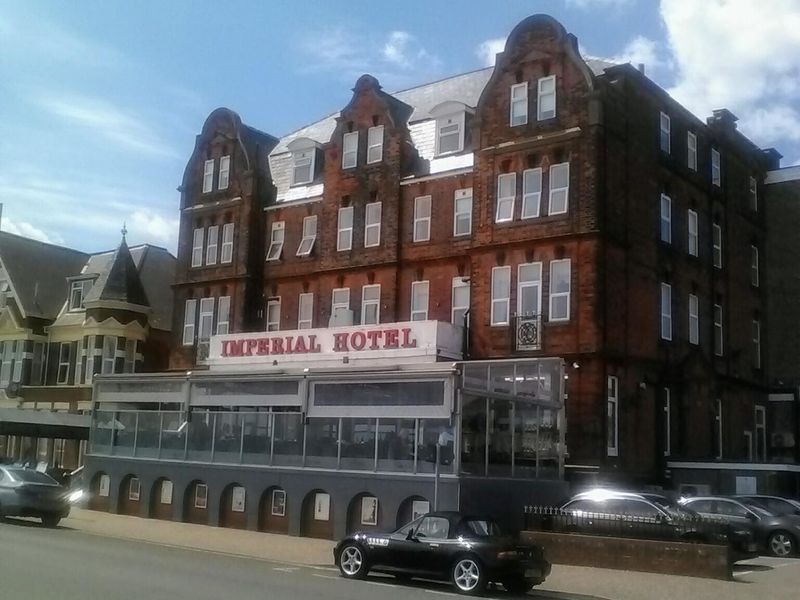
[273,412,303,466]
[489,363,515,395]
[135,411,161,458]
[376,418,415,472]
[242,411,271,465]
[487,399,512,476]
[111,412,137,456]
[461,395,486,476]
[305,418,339,468]
[91,410,115,455]
[538,406,560,476]
[417,419,454,474]
[314,381,444,407]
[187,411,214,462]
[340,418,376,470]
[160,411,186,459]
[213,412,243,463]
[462,363,489,392]
[513,403,540,478]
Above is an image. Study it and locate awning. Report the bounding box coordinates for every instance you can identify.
[0,408,90,439]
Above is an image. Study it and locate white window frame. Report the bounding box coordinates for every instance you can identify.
[495,173,516,223]
[31,342,45,386]
[660,112,671,154]
[84,336,95,384]
[129,477,141,502]
[218,155,230,190]
[689,293,699,345]
[660,194,672,244]
[663,388,671,457]
[216,295,230,335]
[57,344,72,385]
[435,112,465,156]
[11,340,22,383]
[69,280,86,311]
[296,215,318,256]
[715,399,723,459]
[331,288,350,320]
[266,297,281,332]
[548,162,570,216]
[712,223,722,268]
[537,75,556,121]
[123,339,136,374]
[101,336,116,375]
[453,188,473,237]
[510,82,528,126]
[517,262,542,317]
[221,223,234,264]
[451,277,470,326]
[367,125,383,164]
[182,299,197,346]
[298,293,314,329]
[364,202,382,248]
[266,222,285,261]
[342,131,358,169]
[202,159,214,193]
[490,266,511,326]
[521,168,542,219]
[0,341,9,386]
[711,148,721,187]
[751,245,759,287]
[337,206,354,251]
[549,259,571,322]
[714,303,724,356]
[291,149,315,186]
[660,283,672,341]
[749,176,758,211]
[687,209,698,256]
[413,196,431,242]
[206,225,219,266]
[607,375,619,457]
[753,319,761,369]
[361,284,381,325]
[191,228,204,268]
[410,281,429,321]
[198,297,215,341]
[687,131,697,171]
[194,484,208,509]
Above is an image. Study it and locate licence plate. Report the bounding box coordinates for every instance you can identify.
[524,569,541,578]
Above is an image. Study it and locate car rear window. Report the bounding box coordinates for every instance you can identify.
[460,519,503,537]
[7,469,59,484]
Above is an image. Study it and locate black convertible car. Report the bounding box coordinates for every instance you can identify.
[334,511,551,595]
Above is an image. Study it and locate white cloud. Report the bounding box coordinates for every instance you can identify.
[129,210,179,250]
[34,93,181,160]
[661,0,800,149]
[566,0,634,8]
[383,31,413,67]
[610,35,664,72]
[476,38,506,67]
[1,217,61,245]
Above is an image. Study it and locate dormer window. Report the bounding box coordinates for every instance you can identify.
[288,138,320,186]
[0,281,9,309]
[430,102,471,157]
[510,82,528,126]
[69,279,92,311]
[342,131,358,169]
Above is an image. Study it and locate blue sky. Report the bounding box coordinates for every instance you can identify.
[1,0,798,254]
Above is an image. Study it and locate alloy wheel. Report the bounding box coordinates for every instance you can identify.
[340,546,363,576]
[769,532,794,557]
[453,558,481,592]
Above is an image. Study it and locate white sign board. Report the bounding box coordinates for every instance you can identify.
[160,480,173,505]
[411,500,430,521]
[314,493,330,521]
[735,476,757,495]
[98,474,110,497]
[231,486,246,512]
[361,496,378,526]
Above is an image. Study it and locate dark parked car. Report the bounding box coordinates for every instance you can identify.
[558,490,757,555]
[334,511,551,595]
[0,466,72,527]
[680,496,800,557]
[735,495,800,517]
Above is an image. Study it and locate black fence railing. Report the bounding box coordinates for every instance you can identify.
[523,505,731,546]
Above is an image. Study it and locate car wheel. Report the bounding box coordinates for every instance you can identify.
[41,515,61,528]
[337,544,369,579]
[768,531,795,557]
[451,556,486,595]
[503,576,534,595]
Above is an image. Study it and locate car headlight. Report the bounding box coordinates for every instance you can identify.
[67,489,84,503]
[497,551,519,560]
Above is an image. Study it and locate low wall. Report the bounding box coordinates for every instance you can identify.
[521,531,732,580]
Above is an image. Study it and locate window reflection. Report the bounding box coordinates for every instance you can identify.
[377,418,415,472]
[340,418,376,470]
[305,418,339,468]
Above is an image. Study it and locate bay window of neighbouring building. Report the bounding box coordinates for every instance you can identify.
[298,293,314,329]
[495,173,515,223]
[510,82,528,126]
[367,125,383,164]
[451,277,470,326]
[364,202,381,248]
[435,112,464,155]
[57,342,72,385]
[83,337,95,384]
[266,222,285,261]
[218,155,230,190]
[660,283,672,340]
[490,266,510,326]
[342,131,358,169]
[411,281,429,321]
[413,196,431,242]
[453,189,472,236]
[607,375,618,457]
[549,260,571,321]
[182,299,197,346]
[31,341,44,386]
[537,76,556,121]
[518,262,542,317]
[521,168,542,219]
[101,336,116,375]
[123,339,136,374]
[203,159,214,193]
[221,223,234,264]
[206,225,219,265]
[548,163,569,215]
[660,112,671,154]
[0,342,12,385]
[296,215,317,256]
[337,206,354,251]
[361,284,380,325]
[266,298,281,332]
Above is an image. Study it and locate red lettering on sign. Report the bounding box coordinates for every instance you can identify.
[384,328,399,348]
[256,339,270,355]
[400,328,417,348]
[332,332,349,352]
[283,336,294,353]
[366,329,382,350]
[230,340,244,357]
[271,337,285,354]
[351,331,366,351]
[246,339,258,356]
[221,341,230,357]
[308,335,322,353]
[293,335,307,354]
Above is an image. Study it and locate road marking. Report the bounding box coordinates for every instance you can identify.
[273,567,300,572]
[312,574,339,580]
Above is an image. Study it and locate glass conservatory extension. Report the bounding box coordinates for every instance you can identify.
[88,358,565,479]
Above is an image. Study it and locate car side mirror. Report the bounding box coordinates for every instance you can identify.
[406,529,416,541]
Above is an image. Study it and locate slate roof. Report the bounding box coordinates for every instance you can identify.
[268,59,616,203]
[83,238,150,309]
[0,232,89,320]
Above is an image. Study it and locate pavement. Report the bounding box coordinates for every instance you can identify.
[0,509,796,600]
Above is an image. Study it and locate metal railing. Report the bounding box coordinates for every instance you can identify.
[513,314,542,351]
[523,505,731,545]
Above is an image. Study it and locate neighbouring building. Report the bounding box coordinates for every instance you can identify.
[0,231,175,471]
[84,13,788,538]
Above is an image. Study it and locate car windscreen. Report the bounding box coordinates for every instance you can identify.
[459,519,504,538]
[644,496,698,518]
[6,469,59,485]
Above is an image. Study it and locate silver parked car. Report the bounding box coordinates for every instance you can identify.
[0,466,73,527]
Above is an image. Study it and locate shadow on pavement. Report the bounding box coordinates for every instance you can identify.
[734,563,774,573]
[0,516,75,531]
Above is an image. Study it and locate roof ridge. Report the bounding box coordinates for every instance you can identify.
[0,230,89,257]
